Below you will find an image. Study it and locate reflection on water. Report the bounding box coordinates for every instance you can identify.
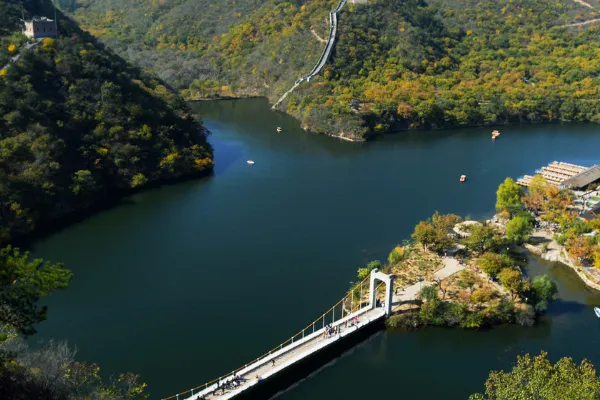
[32,99,600,400]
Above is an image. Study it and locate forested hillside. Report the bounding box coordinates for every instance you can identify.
[61,0,337,97]
[288,0,600,138]
[0,0,213,243]
[62,0,600,140]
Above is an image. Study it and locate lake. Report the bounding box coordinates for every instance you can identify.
[33,99,600,399]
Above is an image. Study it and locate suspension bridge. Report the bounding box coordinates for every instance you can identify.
[272,0,349,110]
[162,256,464,400]
[162,268,394,400]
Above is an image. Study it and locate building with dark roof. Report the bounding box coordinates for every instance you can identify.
[561,164,600,190]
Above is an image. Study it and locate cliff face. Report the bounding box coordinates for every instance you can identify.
[0,0,213,243]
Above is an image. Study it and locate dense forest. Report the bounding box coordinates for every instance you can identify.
[60,0,336,97]
[0,0,213,244]
[59,0,600,140]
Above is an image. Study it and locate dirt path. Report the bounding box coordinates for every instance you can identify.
[560,17,600,27]
[573,0,594,8]
[557,0,598,27]
[310,26,327,43]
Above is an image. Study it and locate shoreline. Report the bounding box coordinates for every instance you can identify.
[524,230,600,292]
[186,95,599,142]
[7,168,214,249]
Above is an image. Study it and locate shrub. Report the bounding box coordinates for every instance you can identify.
[460,311,484,329]
[419,299,444,325]
[386,312,421,329]
[388,246,405,264]
[357,260,382,279]
[515,305,536,326]
[471,287,495,305]
[419,285,439,302]
[442,302,467,326]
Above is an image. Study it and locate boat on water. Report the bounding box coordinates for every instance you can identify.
[594,307,600,318]
[460,175,467,182]
[247,160,255,165]
[276,127,282,132]
[492,130,501,139]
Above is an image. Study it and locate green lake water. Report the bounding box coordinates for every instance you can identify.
[33,99,600,399]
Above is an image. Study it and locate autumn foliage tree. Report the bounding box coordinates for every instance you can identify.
[476,252,513,278]
[498,268,529,300]
[470,352,600,400]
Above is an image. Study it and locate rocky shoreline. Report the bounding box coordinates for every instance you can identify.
[524,230,600,292]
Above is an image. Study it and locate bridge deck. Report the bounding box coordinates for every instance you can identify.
[185,306,385,400]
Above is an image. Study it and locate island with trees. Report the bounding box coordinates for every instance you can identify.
[57,0,600,140]
[361,175,599,330]
[349,176,572,330]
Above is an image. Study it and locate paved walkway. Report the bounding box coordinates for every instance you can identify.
[272,0,348,109]
[391,257,465,307]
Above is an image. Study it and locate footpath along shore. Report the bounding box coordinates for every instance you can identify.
[525,229,600,292]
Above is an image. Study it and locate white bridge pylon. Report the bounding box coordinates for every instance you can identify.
[369,268,394,316]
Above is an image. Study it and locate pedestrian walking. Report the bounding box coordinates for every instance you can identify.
[272,359,275,367]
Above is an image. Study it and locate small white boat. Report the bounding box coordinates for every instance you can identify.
[460,175,467,182]
[492,130,501,139]
[247,160,255,165]
[276,127,282,132]
[594,307,600,318]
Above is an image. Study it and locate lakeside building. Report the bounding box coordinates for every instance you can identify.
[23,16,58,39]
[517,162,600,190]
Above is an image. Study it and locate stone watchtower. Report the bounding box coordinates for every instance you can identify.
[23,16,58,39]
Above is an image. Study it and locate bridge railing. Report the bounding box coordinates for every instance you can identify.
[162,274,382,400]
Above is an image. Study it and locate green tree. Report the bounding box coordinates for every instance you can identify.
[419,285,439,303]
[387,246,406,265]
[357,260,381,280]
[496,178,523,216]
[411,221,437,250]
[461,223,500,255]
[522,174,548,210]
[0,246,73,336]
[476,252,513,278]
[431,211,462,234]
[530,275,558,312]
[471,352,600,399]
[498,268,528,299]
[506,213,534,244]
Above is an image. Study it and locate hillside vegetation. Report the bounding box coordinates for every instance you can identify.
[62,0,337,96]
[62,0,600,140]
[0,0,213,243]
